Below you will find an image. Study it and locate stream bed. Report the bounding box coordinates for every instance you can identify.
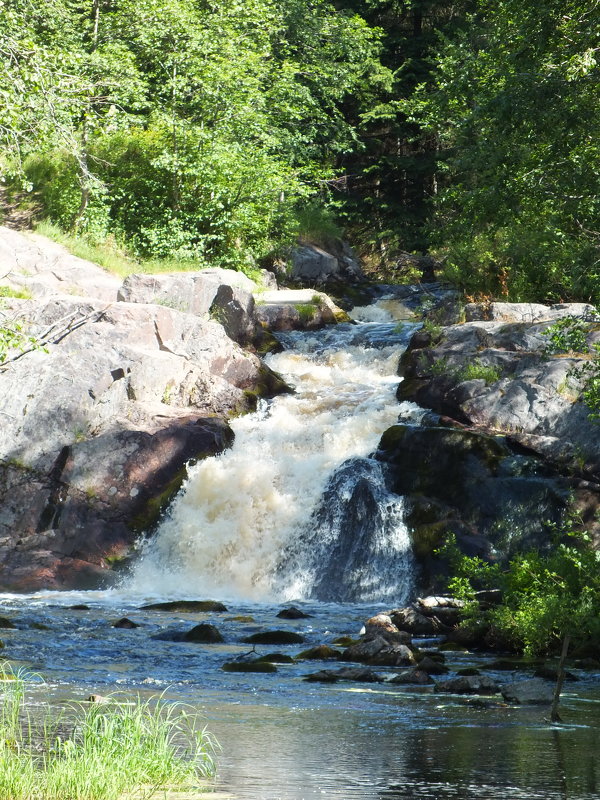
[0,594,598,800]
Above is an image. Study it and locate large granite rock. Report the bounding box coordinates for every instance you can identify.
[117,269,260,346]
[398,306,600,480]
[254,289,350,331]
[0,226,121,302]
[392,301,600,561]
[290,241,362,284]
[0,295,283,590]
[464,301,596,324]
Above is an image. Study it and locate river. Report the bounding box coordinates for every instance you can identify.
[0,295,598,799]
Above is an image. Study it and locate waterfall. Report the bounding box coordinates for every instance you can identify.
[128,309,423,603]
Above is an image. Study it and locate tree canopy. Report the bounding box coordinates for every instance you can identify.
[2,0,599,300]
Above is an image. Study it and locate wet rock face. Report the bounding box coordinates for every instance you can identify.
[0,416,234,591]
[376,424,570,584]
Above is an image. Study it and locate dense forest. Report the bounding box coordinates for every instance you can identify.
[1,0,599,301]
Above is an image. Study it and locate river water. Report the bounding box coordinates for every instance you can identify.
[0,297,599,799]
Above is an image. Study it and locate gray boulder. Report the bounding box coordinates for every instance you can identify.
[254,289,349,331]
[117,269,260,345]
[183,623,224,643]
[465,301,597,324]
[0,225,120,302]
[363,614,412,645]
[500,678,554,705]
[435,676,500,695]
[289,241,363,284]
[387,668,433,685]
[304,667,383,683]
[398,313,600,479]
[343,635,415,667]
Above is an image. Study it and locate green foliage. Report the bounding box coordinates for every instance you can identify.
[443,523,600,655]
[294,302,318,322]
[578,346,600,421]
[424,354,500,384]
[421,317,443,342]
[295,203,343,247]
[2,0,385,270]
[0,664,216,800]
[542,313,600,420]
[412,0,600,302]
[0,318,45,365]
[543,316,594,355]
[459,362,501,385]
[0,286,31,300]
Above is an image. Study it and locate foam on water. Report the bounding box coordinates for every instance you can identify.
[128,314,422,601]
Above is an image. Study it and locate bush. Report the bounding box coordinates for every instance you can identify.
[443,521,600,656]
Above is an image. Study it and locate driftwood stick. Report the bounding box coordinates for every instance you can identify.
[550,633,571,723]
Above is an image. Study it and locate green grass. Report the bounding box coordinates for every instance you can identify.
[294,302,318,322]
[34,221,264,283]
[34,222,204,279]
[0,285,32,300]
[459,362,501,385]
[0,664,217,800]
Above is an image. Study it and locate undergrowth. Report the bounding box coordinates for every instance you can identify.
[34,221,227,280]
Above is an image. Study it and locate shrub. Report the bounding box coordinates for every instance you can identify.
[442,521,600,656]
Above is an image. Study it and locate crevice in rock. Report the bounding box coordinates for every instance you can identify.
[36,446,71,533]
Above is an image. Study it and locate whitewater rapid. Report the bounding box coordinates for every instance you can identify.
[128,305,422,602]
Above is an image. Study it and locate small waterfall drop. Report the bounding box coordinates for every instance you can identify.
[128,304,422,603]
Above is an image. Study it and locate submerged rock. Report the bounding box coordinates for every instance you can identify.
[255,653,296,664]
[417,656,448,675]
[222,660,277,673]
[242,630,305,645]
[435,676,500,695]
[304,667,383,683]
[141,601,228,613]
[534,665,579,682]
[276,606,312,619]
[296,645,342,660]
[388,668,433,685]
[501,678,555,705]
[183,623,224,643]
[112,617,139,629]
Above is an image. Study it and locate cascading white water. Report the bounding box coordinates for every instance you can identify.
[128,304,423,602]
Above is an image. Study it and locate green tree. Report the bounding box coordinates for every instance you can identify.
[413,0,600,301]
[2,0,387,269]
